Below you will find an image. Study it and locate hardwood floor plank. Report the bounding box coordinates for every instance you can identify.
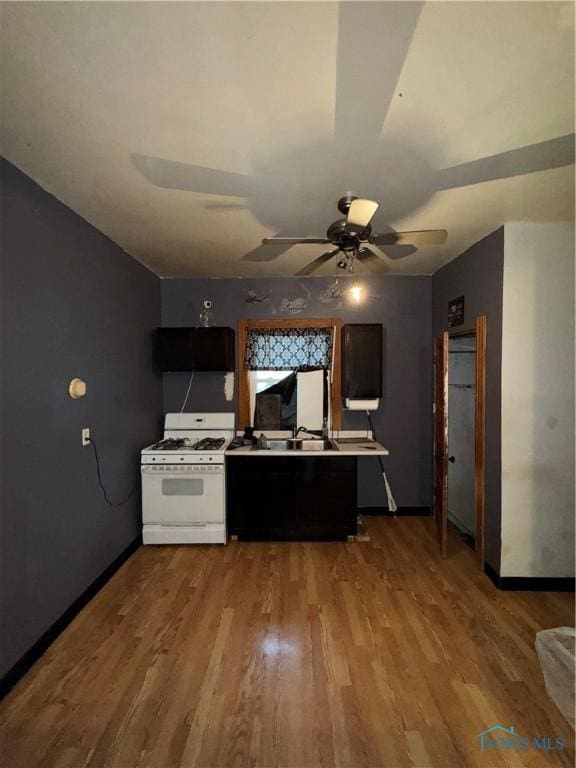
[1,517,573,768]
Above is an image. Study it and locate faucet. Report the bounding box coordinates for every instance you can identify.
[292,425,325,439]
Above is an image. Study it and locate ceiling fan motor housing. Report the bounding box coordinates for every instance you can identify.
[337,195,358,215]
[327,219,371,250]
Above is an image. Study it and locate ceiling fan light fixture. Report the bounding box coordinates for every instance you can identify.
[346,199,379,230]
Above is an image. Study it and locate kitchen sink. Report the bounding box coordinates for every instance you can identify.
[299,439,332,451]
[258,439,293,451]
[255,438,333,451]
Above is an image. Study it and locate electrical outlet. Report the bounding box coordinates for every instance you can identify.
[82,428,91,447]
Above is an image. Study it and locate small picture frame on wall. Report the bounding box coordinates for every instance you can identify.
[448,295,465,327]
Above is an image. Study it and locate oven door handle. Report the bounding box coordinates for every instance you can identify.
[141,466,223,475]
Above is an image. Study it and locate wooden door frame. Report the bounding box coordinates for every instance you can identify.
[440,315,487,566]
[434,332,449,558]
[237,318,342,430]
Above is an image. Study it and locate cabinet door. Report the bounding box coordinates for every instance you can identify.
[342,324,383,398]
[298,458,357,536]
[193,327,235,371]
[227,457,357,540]
[156,328,194,372]
[156,327,235,372]
[227,457,297,538]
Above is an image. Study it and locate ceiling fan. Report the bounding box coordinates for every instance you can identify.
[261,196,447,276]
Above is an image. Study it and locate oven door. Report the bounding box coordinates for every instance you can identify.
[141,464,224,525]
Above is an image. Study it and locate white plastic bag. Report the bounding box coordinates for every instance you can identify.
[535,627,575,728]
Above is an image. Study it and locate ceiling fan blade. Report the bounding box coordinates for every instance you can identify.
[356,247,390,274]
[375,243,417,262]
[243,231,303,262]
[295,249,340,277]
[262,237,331,246]
[371,229,448,246]
[346,199,379,230]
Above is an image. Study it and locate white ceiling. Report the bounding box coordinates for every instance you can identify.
[1,1,574,278]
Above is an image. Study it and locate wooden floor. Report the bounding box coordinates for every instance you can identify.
[1,517,574,768]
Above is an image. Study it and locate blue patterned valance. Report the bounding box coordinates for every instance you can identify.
[245,327,333,370]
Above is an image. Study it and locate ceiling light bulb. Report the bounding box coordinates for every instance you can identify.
[350,284,363,304]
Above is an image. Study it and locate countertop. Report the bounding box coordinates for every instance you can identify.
[225,441,389,457]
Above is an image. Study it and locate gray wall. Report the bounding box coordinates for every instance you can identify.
[0,159,162,678]
[500,224,574,578]
[432,228,504,571]
[161,276,432,509]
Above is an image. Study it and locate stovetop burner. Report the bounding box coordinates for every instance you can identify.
[193,437,226,450]
[149,438,190,450]
[149,437,226,451]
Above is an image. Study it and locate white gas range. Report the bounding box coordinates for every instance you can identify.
[141,413,234,545]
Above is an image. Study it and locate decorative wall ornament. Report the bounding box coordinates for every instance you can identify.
[448,295,465,327]
[279,282,311,314]
[279,296,307,314]
[245,289,270,304]
[319,279,345,306]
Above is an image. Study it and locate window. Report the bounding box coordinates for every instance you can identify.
[237,318,342,430]
[249,370,292,428]
[248,369,330,431]
[253,370,291,394]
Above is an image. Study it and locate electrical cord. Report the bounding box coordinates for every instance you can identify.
[89,437,136,507]
[180,371,195,412]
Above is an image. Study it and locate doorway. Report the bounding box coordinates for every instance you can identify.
[448,335,476,544]
[434,316,486,565]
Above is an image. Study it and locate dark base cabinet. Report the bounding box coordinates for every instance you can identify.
[227,457,357,541]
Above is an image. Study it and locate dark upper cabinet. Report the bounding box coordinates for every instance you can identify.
[156,327,235,372]
[341,324,383,399]
[192,327,235,371]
